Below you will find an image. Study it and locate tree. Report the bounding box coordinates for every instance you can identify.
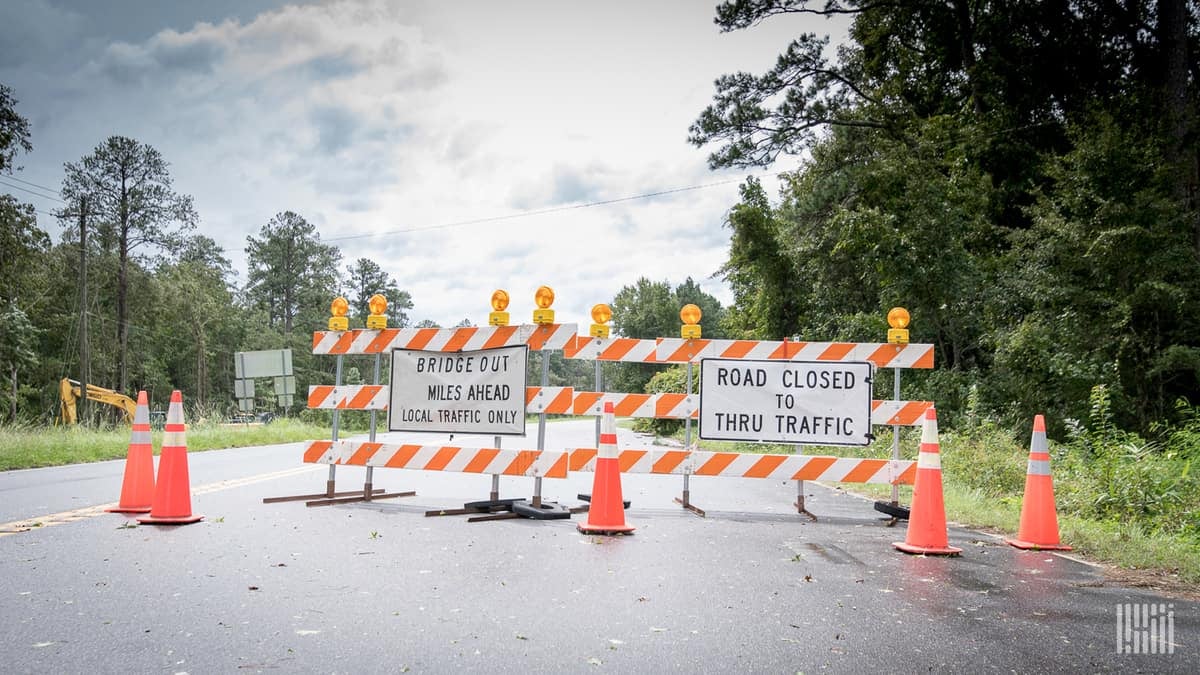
[693,1,1200,433]
[608,277,726,395]
[344,258,412,327]
[0,302,38,421]
[157,235,236,407]
[60,136,197,393]
[244,211,342,335]
[0,84,32,175]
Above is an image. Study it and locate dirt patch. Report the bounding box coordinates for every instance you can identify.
[1102,566,1200,601]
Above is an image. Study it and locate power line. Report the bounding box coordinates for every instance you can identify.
[3,174,62,195]
[323,177,750,243]
[0,178,66,203]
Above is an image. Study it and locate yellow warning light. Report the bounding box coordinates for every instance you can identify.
[532,285,555,325]
[590,303,612,338]
[887,306,910,345]
[680,303,702,339]
[491,289,510,312]
[329,296,349,331]
[489,289,511,327]
[367,294,388,329]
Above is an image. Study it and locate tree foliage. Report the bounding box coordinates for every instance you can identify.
[244,211,342,335]
[345,257,412,328]
[59,136,197,392]
[0,84,31,175]
[696,1,1200,434]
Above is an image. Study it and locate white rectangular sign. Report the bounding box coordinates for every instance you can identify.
[388,345,528,435]
[699,359,874,446]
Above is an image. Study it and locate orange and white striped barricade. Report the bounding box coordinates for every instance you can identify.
[654,338,935,369]
[313,324,578,356]
[562,336,661,362]
[311,385,933,428]
[302,440,568,514]
[567,447,916,517]
[272,324,576,506]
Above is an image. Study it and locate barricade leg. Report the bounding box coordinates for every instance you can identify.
[673,473,705,517]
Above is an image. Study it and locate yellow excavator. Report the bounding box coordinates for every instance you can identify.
[58,378,138,424]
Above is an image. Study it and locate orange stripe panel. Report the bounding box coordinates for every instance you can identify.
[768,341,806,359]
[865,343,901,367]
[547,388,574,413]
[614,394,649,417]
[367,329,400,353]
[463,448,500,473]
[348,442,381,465]
[425,446,460,471]
[600,338,638,360]
[331,332,357,354]
[652,451,689,473]
[655,393,686,417]
[721,340,758,359]
[573,392,602,415]
[303,441,332,463]
[561,335,587,357]
[505,450,538,475]
[524,387,539,407]
[743,454,788,478]
[570,448,597,471]
[618,450,647,473]
[791,456,838,480]
[817,343,855,361]
[696,453,738,476]
[347,385,383,409]
[545,452,568,478]
[308,385,335,408]
[383,445,421,468]
[525,325,555,351]
[842,459,886,483]
[665,339,710,362]
[482,325,518,349]
[894,401,932,425]
[443,327,476,352]
[894,463,917,485]
[912,347,935,369]
[312,333,323,351]
[408,328,437,350]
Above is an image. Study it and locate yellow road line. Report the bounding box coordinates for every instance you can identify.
[0,464,321,537]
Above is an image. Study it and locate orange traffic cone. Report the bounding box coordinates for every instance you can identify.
[894,407,961,556]
[106,390,155,514]
[1007,415,1071,550]
[138,390,203,525]
[578,401,634,535]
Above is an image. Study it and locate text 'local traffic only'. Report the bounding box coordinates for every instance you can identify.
[699,359,874,446]
[389,345,528,435]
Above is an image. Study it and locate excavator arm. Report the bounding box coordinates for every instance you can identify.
[59,378,137,424]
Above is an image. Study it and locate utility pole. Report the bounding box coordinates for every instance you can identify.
[78,197,89,425]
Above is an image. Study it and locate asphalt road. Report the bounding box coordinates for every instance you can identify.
[0,420,1196,673]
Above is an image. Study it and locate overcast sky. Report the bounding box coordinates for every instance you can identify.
[1,0,845,328]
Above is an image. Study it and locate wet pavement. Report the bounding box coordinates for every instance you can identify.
[0,421,1196,673]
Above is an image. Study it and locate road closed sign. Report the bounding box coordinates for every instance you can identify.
[699,359,873,446]
[389,345,528,436]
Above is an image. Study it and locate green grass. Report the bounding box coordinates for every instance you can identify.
[0,418,330,471]
[663,423,1200,587]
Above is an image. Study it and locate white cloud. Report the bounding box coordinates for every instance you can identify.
[9,0,841,327]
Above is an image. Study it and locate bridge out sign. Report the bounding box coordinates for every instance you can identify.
[388,345,528,435]
[699,358,874,446]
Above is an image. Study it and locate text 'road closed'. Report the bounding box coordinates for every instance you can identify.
[699,359,873,446]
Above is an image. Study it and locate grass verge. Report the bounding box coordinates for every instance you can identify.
[0,418,331,471]
[666,425,1200,593]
